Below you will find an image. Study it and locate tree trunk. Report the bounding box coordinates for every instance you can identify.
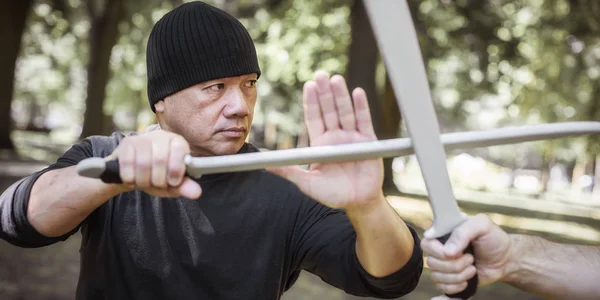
[0,0,33,151]
[538,148,554,196]
[572,156,586,190]
[381,74,401,193]
[346,0,381,133]
[80,0,124,139]
[584,154,595,192]
[348,0,401,193]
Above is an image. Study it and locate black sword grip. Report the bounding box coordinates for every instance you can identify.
[437,232,478,299]
[100,159,123,184]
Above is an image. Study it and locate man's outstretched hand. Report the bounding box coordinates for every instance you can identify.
[268,71,385,211]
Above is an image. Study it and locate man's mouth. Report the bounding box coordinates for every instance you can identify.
[218,127,247,138]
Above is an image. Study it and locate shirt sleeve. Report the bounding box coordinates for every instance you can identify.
[290,195,424,299]
[0,139,94,248]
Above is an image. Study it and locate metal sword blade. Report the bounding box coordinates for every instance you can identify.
[363,0,464,237]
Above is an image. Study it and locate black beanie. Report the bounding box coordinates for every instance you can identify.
[146,1,261,111]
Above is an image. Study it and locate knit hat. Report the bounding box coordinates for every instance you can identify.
[146,1,261,111]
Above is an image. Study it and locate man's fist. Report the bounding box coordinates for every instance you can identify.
[106,130,202,199]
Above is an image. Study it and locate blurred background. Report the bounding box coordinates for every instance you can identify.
[1,0,599,299]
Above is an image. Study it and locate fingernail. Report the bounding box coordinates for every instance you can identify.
[168,176,181,186]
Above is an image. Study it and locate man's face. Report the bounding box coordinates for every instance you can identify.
[155,74,258,156]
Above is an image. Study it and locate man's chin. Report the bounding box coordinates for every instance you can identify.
[214,141,245,156]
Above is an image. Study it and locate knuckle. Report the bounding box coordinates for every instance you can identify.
[137,180,150,189]
[171,137,190,152]
[169,165,185,178]
[136,160,152,170]
[119,157,135,168]
[153,155,168,166]
[475,213,491,226]
[136,155,152,169]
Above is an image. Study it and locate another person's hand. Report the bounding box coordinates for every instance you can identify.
[105,130,202,199]
[268,71,384,211]
[421,214,513,297]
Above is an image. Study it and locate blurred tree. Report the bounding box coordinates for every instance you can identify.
[80,0,125,138]
[0,0,34,151]
[346,0,402,193]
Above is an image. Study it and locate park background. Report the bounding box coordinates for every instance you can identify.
[1,0,599,299]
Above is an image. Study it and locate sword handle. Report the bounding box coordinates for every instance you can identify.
[437,233,478,299]
[77,157,123,183]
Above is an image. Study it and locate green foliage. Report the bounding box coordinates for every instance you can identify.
[10,0,600,162]
[240,0,352,136]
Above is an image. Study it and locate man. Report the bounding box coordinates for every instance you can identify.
[0,2,423,299]
[422,214,600,300]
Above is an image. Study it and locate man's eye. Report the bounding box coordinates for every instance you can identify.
[206,83,225,91]
[245,80,257,88]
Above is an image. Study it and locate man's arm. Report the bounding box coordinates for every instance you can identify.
[346,193,415,277]
[503,234,600,299]
[2,131,201,246]
[0,139,119,246]
[290,192,423,299]
[27,166,122,237]
[421,214,600,300]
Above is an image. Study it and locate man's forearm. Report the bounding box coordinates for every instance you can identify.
[503,234,600,300]
[346,194,415,277]
[28,166,121,237]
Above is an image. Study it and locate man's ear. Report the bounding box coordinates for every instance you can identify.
[154,100,166,113]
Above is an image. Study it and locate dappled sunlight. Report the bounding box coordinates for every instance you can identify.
[387,195,600,244]
[487,213,600,243]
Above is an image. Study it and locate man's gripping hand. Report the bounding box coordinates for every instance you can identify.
[105,130,202,199]
[421,214,512,297]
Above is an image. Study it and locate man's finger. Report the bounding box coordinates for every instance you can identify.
[178,178,202,199]
[330,75,356,131]
[151,137,171,188]
[119,143,136,185]
[431,294,462,300]
[436,282,468,295]
[443,214,494,257]
[168,136,189,187]
[352,88,376,138]
[430,265,477,284]
[426,254,474,273]
[135,139,152,188]
[421,238,446,258]
[315,71,340,130]
[303,81,325,143]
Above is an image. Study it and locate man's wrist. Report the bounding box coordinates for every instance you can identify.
[344,192,388,219]
[502,234,529,284]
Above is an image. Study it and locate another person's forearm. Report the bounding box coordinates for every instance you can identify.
[504,234,600,300]
[28,166,122,237]
[346,194,415,277]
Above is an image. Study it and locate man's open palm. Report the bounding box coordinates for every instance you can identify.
[269,71,384,209]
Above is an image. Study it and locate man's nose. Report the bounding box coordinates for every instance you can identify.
[223,87,249,118]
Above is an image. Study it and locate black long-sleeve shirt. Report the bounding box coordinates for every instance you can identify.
[0,132,423,300]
